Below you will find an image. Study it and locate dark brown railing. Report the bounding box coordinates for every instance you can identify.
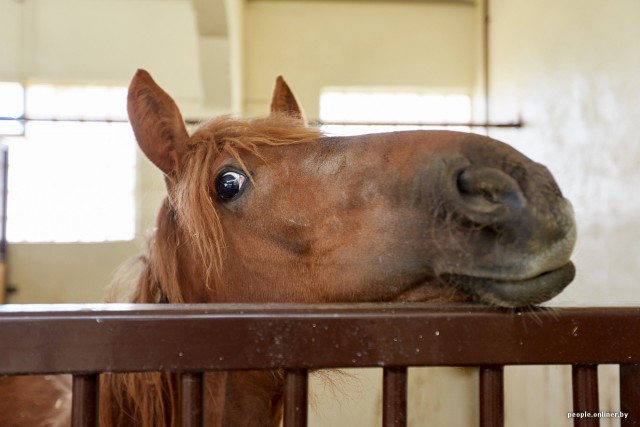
[1,303,639,427]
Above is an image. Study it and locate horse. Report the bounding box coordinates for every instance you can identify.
[0,69,576,426]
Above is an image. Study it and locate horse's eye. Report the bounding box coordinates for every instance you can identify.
[215,170,248,201]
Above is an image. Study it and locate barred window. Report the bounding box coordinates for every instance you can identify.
[0,84,136,243]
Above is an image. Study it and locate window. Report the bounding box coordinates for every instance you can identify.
[319,87,472,136]
[1,84,136,243]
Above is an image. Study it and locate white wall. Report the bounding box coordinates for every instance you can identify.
[490,0,640,306]
[488,0,640,425]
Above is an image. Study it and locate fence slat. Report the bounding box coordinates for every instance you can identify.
[572,365,599,427]
[71,374,98,427]
[181,372,204,427]
[284,369,308,427]
[620,364,640,427]
[480,365,504,427]
[383,367,408,427]
[4,305,640,373]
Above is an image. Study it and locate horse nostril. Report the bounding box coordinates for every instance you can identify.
[455,167,526,223]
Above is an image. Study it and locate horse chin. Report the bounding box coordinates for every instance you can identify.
[441,261,576,308]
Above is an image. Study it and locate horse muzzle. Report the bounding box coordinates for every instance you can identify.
[426,137,578,307]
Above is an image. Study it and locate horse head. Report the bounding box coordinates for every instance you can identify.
[128,69,576,308]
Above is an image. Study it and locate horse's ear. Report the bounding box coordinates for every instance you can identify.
[270,76,306,124]
[128,69,189,175]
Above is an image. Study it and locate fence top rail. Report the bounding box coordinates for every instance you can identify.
[1,303,640,375]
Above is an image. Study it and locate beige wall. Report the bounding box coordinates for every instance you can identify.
[7,241,138,303]
[0,0,207,112]
[244,1,478,118]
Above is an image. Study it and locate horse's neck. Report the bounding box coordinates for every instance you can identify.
[99,370,283,426]
[219,371,285,427]
[115,202,284,426]
[133,199,215,304]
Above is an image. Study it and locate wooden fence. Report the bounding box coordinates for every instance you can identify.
[0,303,639,426]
